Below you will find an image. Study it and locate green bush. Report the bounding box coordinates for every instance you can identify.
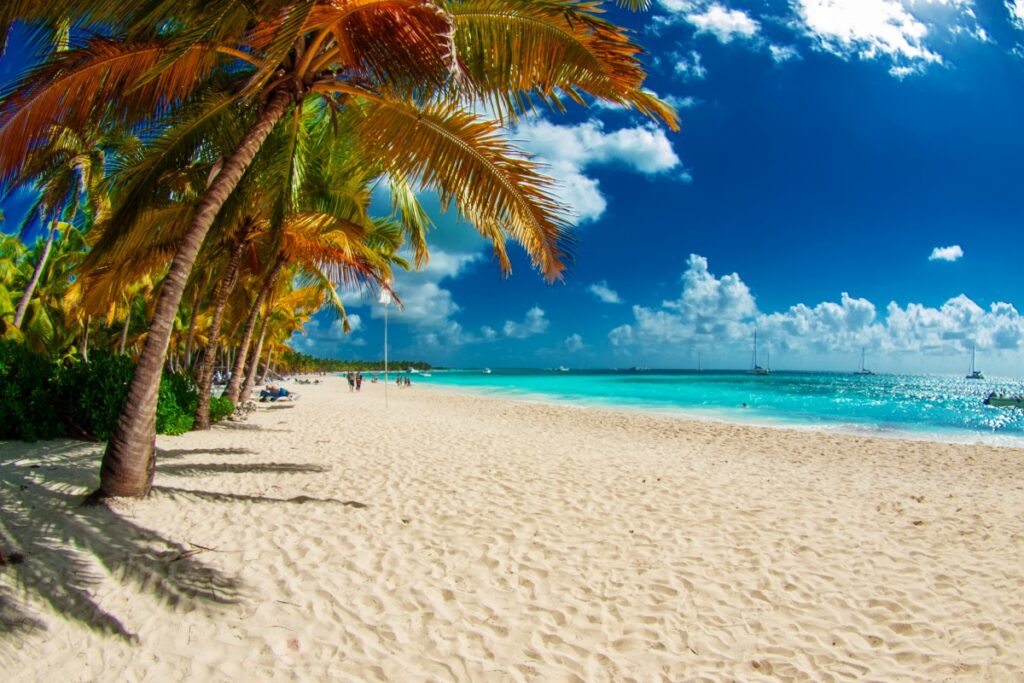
[0,339,63,440]
[0,340,205,441]
[55,351,134,440]
[209,396,235,423]
[156,372,198,436]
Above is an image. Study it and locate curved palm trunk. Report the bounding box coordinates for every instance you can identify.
[98,89,293,499]
[224,257,284,404]
[240,313,270,403]
[194,233,249,428]
[182,289,202,370]
[12,224,57,328]
[260,347,276,384]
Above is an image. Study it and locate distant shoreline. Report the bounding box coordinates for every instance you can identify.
[413,380,1024,450]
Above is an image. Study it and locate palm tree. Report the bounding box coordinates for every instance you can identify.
[1,1,676,498]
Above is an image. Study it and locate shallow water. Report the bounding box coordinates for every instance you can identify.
[407,369,1024,447]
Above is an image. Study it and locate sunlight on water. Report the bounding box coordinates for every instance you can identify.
[413,369,1024,447]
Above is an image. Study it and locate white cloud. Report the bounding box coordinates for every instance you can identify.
[504,306,550,339]
[664,94,700,110]
[481,326,497,341]
[589,281,623,304]
[769,44,801,63]
[929,244,964,262]
[687,3,760,42]
[564,333,585,352]
[673,50,708,80]
[513,119,682,223]
[1008,0,1024,29]
[795,0,939,64]
[607,254,1024,358]
[792,0,985,76]
[609,254,757,346]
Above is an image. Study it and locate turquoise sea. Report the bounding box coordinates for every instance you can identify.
[412,369,1024,447]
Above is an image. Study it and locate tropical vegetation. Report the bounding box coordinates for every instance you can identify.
[0,0,676,498]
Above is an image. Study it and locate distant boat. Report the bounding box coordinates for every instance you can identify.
[966,345,985,380]
[854,348,876,376]
[984,391,1023,409]
[482,368,492,375]
[749,330,770,375]
[556,365,569,372]
[420,372,432,377]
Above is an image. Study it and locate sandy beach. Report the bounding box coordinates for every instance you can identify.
[2,375,1023,681]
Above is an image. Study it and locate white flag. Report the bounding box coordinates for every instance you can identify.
[378,289,393,305]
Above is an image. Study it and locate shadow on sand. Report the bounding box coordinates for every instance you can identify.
[0,439,365,652]
[0,441,246,649]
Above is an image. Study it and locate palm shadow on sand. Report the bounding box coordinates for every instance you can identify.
[0,439,366,653]
[0,441,248,649]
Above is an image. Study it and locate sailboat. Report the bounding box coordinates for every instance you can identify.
[749,330,770,375]
[854,348,876,376]
[966,345,984,380]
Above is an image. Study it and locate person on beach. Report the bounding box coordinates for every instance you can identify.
[356,372,363,392]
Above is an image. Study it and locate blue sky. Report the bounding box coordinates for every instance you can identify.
[4,2,1024,373]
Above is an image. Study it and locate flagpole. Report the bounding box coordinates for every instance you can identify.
[380,286,392,408]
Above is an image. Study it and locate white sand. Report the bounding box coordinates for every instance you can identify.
[2,376,1023,681]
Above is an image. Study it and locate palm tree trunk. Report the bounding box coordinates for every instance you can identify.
[194,230,249,428]
[98,88,294,499]
[118,315,130,355]
[183,289,202,370]
[224,257,284,404]
[81,316,90,362]
[240,314,270,403]
[260,347,276,384]
[12,223,57,328]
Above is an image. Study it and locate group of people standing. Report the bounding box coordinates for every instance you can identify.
[346,370,412,391]
[345,371,363,392]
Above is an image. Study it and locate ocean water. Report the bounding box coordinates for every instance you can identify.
[412,369,1024,447]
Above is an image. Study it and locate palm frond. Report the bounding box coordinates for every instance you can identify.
[335,91,571,281]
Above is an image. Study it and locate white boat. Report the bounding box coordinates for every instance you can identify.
[749,330,770,375]
[966,345,984,380]
[854,348,876,376]
[482,368,492,375]
[556,366,569,372]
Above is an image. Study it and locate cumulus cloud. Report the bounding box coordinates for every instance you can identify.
[589,281,623,304]
[792,0,984,76]
[564,333,585,352]
[1009,0,1024,29]
[687,3,760,42]
[513,119,682,223]
[657,1,760,42]
[929,244,964,262]
[504,306,550,339]
[608,253,1024,357]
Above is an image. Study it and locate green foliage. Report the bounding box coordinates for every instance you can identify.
[208,396,234,423]
[156,372,198,436]
[0,340,205,441]
[0,338,64,440]
[55,350,134,440]
[278,347,432,374]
